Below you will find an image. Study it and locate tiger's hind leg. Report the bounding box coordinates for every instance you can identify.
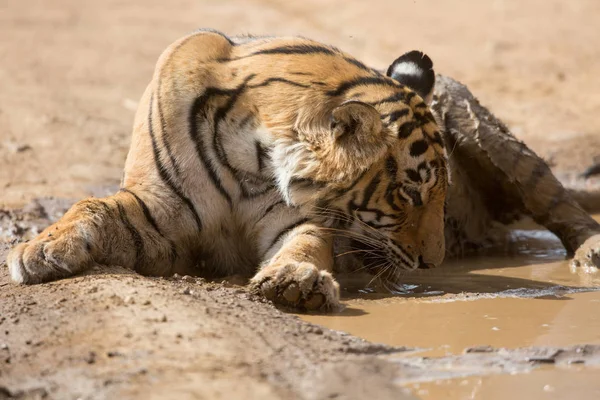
[434,75,600,268]
[7,188,183,284]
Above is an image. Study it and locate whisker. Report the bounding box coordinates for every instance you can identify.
[335,249,380,258]
[367,262,393,287]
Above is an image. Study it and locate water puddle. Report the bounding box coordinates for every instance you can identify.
[300,217,600,398]
[411,367,600,400]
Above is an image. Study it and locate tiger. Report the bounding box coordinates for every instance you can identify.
[6,29,600,311]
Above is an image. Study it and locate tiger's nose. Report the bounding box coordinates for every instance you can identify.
[417,255,435,269]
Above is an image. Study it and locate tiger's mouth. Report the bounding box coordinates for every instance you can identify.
[348,239,420,280]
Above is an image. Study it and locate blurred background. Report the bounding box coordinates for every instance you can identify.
[1,0,599,207]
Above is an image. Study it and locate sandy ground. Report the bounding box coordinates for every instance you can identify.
[2,0,600,398]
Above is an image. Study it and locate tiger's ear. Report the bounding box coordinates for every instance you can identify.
[386,50,435,104]
[330,100,382,141]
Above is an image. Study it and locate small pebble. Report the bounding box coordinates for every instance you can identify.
[84,351,96,364]
[543,385,554,392]
[182,287,193,295]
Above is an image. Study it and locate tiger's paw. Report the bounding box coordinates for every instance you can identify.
[7,222,94,284]
[250,261,340,311]
[571,234,600,272]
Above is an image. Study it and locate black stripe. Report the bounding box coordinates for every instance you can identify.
[363,219,400,229]
[326,168,370,201]
[255,141,267,172]
[157,86,183,177]
[409,140,429,157]
[403,187,423,206]
[266,218,310,254]
[120,188,162,234]
[348,200,388,220]
[115,201,144,272]
[290,71,313,76]
[289,177,326,189]
[249,44,336,57]
[406,169,422,183]
[311,81,327,86]
[220,42,378,75]
[249,77,310,89]
[386,108,410,124]
[119,188,178,262]
[210,74,263,200]
[361,172,382,208]
[343,56,379,74]
[193,28,235,45]
[219,44,337,63]
[368,91,407,106]
[258,200,285,222]
[239,113,255,130]
[148,94,203,231]
[390,240,415,265]
[431,131,444,146]
[326,76,400,97]
[398,121,417,139]
[189,88,235,205]
[385,156,398,180]
[385,186,402,212]
[414,110,437,126]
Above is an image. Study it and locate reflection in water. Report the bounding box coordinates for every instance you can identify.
[300,220,600,399]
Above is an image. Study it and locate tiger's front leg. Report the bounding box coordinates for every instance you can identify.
[7,189,182,284]
[250,223,340,311]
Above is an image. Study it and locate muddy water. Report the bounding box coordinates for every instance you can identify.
[412,367,600,400]
[301,219,600,398]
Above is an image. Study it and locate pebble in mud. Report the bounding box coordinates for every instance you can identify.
[84,351,96,364]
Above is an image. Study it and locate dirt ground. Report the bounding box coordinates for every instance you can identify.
[1,0,600,399]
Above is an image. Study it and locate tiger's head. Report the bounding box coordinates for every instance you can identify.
[275,50,448,283]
